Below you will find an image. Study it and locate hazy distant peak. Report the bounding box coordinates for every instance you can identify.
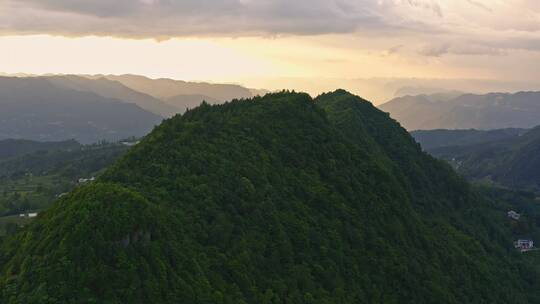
[0,76,162,143]
[381,90,540,131]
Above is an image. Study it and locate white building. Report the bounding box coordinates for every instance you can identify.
[507,210,521,220]
[78,177,96,184]
[121,141,140,146]
[514,239,534,251]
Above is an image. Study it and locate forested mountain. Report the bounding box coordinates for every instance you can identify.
[412,128,526,150]
[380,91,540,130]
[1,91,539,303]
[378,92,460,131]
[0,77,162,143]
[422,126,540,193]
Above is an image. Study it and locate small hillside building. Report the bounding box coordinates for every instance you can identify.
[507,210,521,220]
[514,239,534,251]
[121,141,140,146]
[78,177,96,184]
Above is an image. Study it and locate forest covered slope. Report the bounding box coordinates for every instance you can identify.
[1,91,538,303]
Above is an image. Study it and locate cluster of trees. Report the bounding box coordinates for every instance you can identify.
[1,91,540,303]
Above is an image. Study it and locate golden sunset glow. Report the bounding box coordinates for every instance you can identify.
[2,0,540,103]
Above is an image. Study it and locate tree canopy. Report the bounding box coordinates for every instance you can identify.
[1,90,539,303]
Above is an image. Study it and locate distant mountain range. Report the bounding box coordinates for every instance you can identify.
[83,74,268,116]
[413,127,540,192]
[90,74,259,101]
[46,75,179,117]
[0,76,163,143]
[380,91,540,130]
[46,74,268,117]
[0,75,267,143]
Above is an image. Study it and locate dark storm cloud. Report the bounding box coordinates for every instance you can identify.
[3,0,388,37]
[2,0,540,57]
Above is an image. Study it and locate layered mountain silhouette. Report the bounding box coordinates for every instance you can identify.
[90,74,260,103]
[0,76,162,143]
[46,75,179,117]
[380,91,540,130]
[0,75,267,143]
[1,91,538,303]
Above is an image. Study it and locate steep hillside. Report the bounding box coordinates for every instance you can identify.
[1,91,538,303]
[380,91,540,130]
[0,77,162,143]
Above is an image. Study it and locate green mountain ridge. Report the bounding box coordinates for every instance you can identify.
[1,90,538,303]
[93,74,254,102]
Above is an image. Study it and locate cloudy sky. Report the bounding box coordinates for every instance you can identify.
[1,0,540,102]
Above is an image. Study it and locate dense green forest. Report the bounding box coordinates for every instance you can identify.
[1,91,540,303]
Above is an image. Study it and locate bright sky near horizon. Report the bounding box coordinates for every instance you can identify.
[2,0,540,102]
